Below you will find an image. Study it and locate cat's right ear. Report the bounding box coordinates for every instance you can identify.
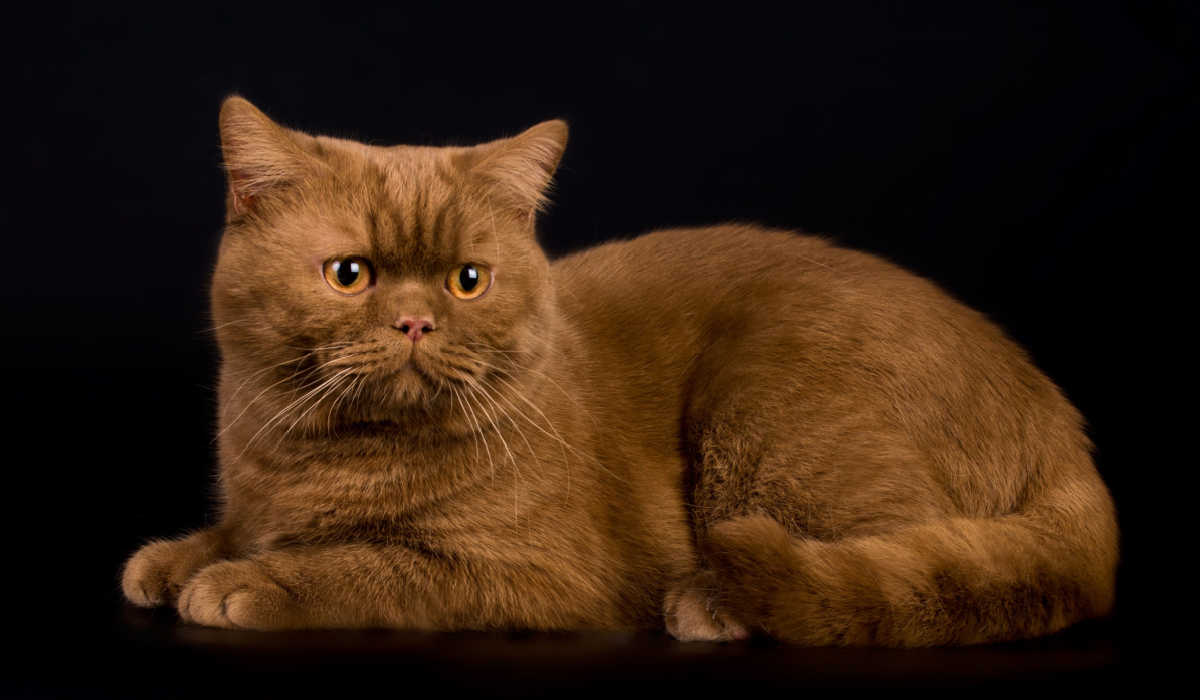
[218,96,312,217]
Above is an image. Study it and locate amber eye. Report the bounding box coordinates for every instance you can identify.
[446,263,492,300]
[322,257,373,294]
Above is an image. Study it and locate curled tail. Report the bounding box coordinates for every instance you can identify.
[700,473,1118,646]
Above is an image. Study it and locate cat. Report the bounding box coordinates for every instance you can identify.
[121,96,1118,646]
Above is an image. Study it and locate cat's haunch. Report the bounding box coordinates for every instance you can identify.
[121,96,1117,645]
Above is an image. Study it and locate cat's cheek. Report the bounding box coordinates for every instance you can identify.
[177,560,298,630]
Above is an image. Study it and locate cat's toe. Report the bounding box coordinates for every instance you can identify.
[665,585,749,642]
[122,540,187,607]
[122,534,226,607]
[178,560,295,629]
[121,558,165,608]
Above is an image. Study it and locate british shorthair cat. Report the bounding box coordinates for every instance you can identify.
[121,96,1117,645]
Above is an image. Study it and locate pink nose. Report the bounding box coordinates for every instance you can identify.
[394,316,435,341]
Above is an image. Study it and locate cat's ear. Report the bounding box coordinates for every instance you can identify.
[218,96,314,216]
[465,120,569,219]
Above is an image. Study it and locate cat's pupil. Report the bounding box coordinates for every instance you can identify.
[459,265,479,291]
[337,260,360,287]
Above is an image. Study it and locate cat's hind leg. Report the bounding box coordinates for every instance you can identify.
[663,569,749,642]
[667,282,1116,645]
[666,331,962,644]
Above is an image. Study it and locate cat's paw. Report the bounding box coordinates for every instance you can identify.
[177,559,297,630]
[122,535,222,607]
[664,573,750,642]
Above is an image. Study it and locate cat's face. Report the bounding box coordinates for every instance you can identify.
[211,98,566,432]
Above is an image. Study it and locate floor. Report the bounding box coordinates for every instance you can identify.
[7,604,1133,696]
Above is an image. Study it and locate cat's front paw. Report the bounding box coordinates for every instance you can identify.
[122,534,224,607]
[178,559,298,630]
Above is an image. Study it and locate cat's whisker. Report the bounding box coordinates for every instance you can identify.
[222,342,349,408]
[240,364,359,457]
[465,342,588,418]
[321,347,391,369]
[325,371,364,436]
[197,317,249,335]
[428,377,445,404]
[333,372,364,432]
[276,367,359,444]
[281,341,358,353]
[463,380,521,525]
[349,372,370,419]
[463,342,526,356]
[262,369,349,439]
[222,357,304,408]
[464,353,573,443]
[485,371,625,485]
[449,384,490,482]
[487,360,584,417]
[441,349,578,484]
[477,372,572,483]
[467,375,539,471]
[446,385,473,459]
[217,356,333,442]
[217,348,378,442]
[462,380,513,454]
[473,376,548,509]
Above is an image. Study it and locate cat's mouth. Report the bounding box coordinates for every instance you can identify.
[399,350,438,380]
[324,342,478,420]
[385,358,426,380]
[394,361,431,384]
[376,354,443,406]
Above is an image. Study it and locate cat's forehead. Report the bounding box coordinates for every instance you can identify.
[316,139,488,270]
[365,172,468,270]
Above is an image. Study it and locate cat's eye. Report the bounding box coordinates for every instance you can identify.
[446,263,492,300]
[322,257,374,295]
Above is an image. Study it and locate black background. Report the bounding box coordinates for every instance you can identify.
[6,0,1191,694]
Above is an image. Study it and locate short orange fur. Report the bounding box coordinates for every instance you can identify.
[121,97,1118,645]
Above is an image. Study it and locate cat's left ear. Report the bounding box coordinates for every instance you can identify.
[464,120,569,219]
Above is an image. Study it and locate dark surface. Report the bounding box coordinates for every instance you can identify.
[13,604,1131,695]
[6,0,1189,694]
[110,611,1130,692]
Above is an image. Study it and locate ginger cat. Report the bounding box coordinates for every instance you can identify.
[121,96,1118,645]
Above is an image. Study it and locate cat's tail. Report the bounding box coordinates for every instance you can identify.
[701,467,1118,646]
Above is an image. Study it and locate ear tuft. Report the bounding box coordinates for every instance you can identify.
[218,96,310,215]
[470,119,569,215]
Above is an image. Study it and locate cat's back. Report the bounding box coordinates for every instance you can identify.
[551,223,963,340]
[553,223,840,294]
[552,223,1063,410]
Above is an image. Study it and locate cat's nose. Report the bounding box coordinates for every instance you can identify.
[393,315,436,342]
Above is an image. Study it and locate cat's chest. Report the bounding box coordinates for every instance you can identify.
[229,437,485,545]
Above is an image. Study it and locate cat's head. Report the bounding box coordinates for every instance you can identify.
[210,96,567,434]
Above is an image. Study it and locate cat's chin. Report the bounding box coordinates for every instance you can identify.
[387,365,429,401]
[326,358,458,426]
[337,379,446,428]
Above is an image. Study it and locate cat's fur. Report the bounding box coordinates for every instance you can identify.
[121,96,1118,645]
